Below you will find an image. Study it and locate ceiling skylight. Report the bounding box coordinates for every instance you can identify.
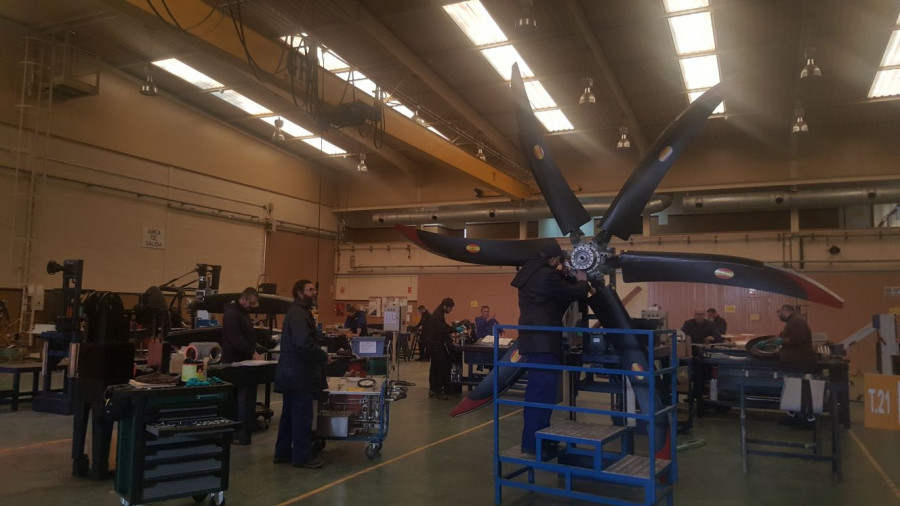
[663,0,709,13]
[334,71,378,97]
[260,116,312,138]
[688,91,725,114]
[152,58,222,89]
[869,15,900,98]
[669,12,715,55]
[663,1,725,114]
[480,46,535,80]
[444,0,574,132]
[679,55,720,90]
[442,0,508,46]
[534,110,574,132]
[213,90,272,116]
[870,69,900,98]
[302,137,347,155]
[427,126,451,140]
[524,81,558,110]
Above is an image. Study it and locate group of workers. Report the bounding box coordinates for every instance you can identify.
[216,244,819,467]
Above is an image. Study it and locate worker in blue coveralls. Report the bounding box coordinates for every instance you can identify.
[511,243,589,454]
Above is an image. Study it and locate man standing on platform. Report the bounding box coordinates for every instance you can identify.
[512,243,589,454]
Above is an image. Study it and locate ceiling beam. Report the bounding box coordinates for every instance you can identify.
[317,0,528,167]
[104,0,532,200]
[564,0,649,153]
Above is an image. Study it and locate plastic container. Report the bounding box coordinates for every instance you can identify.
[350,336,386,357]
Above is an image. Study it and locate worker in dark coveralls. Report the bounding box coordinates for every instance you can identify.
[414,305,431,361]
[706,307,727,335]
[772,304,817,373]
[424,298,455,399]
[681,308,723,356]
[343,304,368,336]
[512,243,589,454]
[221,287,264,363]
[274,280,328,469]
[764,304,819,428]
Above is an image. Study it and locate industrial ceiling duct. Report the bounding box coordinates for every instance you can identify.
[369,196,672,226]
[680,186,900,213]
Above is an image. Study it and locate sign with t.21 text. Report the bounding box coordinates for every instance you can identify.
[864,374,900,430]
[143,227,166,249]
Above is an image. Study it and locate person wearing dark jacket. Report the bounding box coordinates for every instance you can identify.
[706,307,727,335]
[274,279,328,469]
[343,304,368,336]
[414,305,431,361]
[775,304,817,372]
[424,298,455,399]
[512,243,589,454]
[221,287,264,363]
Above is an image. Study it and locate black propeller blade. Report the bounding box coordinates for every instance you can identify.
[511,63,591,237]
[586,286,669,457]
[396,225,559,266]
[598,82,729,242]
[611,251,844,309]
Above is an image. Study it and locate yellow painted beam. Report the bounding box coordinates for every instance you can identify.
[112,0,532,200]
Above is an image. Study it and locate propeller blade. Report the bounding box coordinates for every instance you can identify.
[396,225,559,266]
[612,251,844,308]
[587,287,670,457]
[511,63,591,236]
[599,81,729,241]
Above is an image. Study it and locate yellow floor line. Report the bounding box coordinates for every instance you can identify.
[0,438,70,455]
[276,409,523,506]
[848,429,900,501]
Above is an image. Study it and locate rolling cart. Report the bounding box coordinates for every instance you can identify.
[107,383,239,506]
[314,376,399,459]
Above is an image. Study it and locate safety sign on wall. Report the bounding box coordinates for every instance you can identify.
[142,226,166,249]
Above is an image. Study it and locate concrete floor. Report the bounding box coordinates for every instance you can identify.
[1,360,899,505]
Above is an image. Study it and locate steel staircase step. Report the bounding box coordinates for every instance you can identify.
[604,455,670,478]
[536,420,629,444]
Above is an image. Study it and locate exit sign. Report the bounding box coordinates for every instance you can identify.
[864,374,900,430]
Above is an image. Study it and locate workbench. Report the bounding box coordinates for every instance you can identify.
[0,361,68,411]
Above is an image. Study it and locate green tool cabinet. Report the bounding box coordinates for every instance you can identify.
[112,384,238,506]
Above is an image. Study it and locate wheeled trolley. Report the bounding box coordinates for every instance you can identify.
[314,376,401,459]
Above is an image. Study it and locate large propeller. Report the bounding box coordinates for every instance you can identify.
[401,64,844,456]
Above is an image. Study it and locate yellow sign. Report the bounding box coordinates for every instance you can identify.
[864,374,900,431]
[724,305,736,313]
[470,300,479,307]
[749,313,760,321]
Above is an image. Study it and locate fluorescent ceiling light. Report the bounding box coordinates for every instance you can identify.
[663,0,709,13]
[869,68,900,98]
[427,126,450,140]
[524,80,558,109]
[679,55,720,90]
[213,90,272,115]
[152,58,222,89]
[443,0,508,47]
[535,109,574,132]
[302,137,347,155]
[880,30,900,67]
[669,12,715,55]
[391,105,415,119]
[260,116,313,138]
[688,90,726,114]
[480,45,534,80]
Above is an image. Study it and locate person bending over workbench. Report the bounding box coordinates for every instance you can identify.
[221,287,264,363]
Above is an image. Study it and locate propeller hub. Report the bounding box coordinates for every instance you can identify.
[567,242,604,278]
